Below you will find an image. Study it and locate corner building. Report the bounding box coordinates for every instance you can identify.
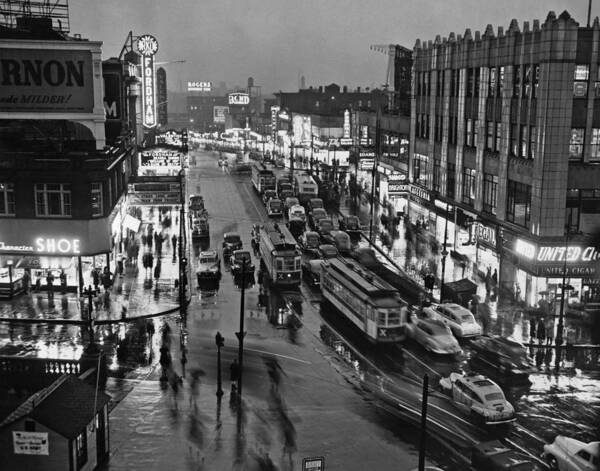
[410,11,600,311]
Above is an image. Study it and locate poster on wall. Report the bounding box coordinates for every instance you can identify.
[0,48,94,113]
[13,431,49,455]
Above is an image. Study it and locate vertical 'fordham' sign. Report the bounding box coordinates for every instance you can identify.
[136,34,159,128]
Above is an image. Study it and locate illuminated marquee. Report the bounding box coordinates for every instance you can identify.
[188,81,212,92]
[137,34,159,128]
[228,92,250,106]
[0,238,80,254]
[514,238,600,263]
[343,109,351,138]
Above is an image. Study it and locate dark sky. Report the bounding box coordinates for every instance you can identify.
[71,0,596,94]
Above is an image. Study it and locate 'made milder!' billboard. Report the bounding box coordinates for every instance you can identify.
[0,48,94,113]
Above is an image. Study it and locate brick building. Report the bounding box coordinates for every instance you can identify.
[409,10,600,310]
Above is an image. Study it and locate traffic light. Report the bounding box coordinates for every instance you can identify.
[215,331,224,348]
[181,128,188,153]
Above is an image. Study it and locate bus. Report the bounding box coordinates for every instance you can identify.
[251,162,276,195]
[320,258,409,343]
[293,174,318,204]
[259,222,302,287]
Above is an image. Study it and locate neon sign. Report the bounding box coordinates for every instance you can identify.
[515,239,535,259]
[137,34,158,128]
[228,93,250,106]
[0,238,80,254]
[536,246,599,263]
[343,109,351,138]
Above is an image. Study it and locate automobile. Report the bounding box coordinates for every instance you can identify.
[322,230,351,254]
[338,215,361,232]
[406,318,462,355]
[301,259,322,286]
[350,247,380,269]
[230,250,255,276]
[307,198,324,214]
[275,157,286,168]
[262,189,277,204]
[422,302,482,338]
[298,231,321,253]
[439,372,516,425]
[277,181,293,197]
[196,250,221,282]
[189,195,204,211]
[316,218,334,237]
[469,336,536,384]
[309,208,328,230]
[284,196,300,211]
[191,217,209,239]
[471,441,539,471]
[222,232,243,253]
[230,163,252,174]
[288,204,306,221]
[267,198,283,217]
[542,436,598,471]
[287,217,305,240]
[218,157,229,167]
[316,244,339,259]
[279,189,294,201]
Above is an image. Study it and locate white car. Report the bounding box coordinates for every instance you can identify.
[439,372,515,425]
[423,302,482,338]
[406,318,462,355]
[288,204,306,221]
[542,436,598,471]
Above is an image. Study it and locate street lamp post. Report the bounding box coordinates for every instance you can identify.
[82,285,96,344]
[6,260,13,298]
[235,258,247,399]
[555,219,573,372]
[215,332,224,397]
[178,165,188,322]
[439,205,450,302]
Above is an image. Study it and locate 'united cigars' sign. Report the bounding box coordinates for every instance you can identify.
[0,48,94,112]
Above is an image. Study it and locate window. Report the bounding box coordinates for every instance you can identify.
[448,116,457,145]
[489,67,496,97]
[450,69,459,97]
[483,174,498,214]
[520,125,528,157]
[462,167,476,205]
[486,121,494,150]
[465,119,474,146]
[513,65,521,97]
[523,65,532,98]
[511,124,519,156]
[574,64,589,97]
[495,122,502,152]
[498,66,505,94]
[0,183,15,215]
[529,126,537,159]
[76,430,88,469]
[569,128,584,160]
[35,183,71,217]
[595,65,600,97]
[436,70,442,96]
[433,159,441,193]
[506,180,531,228]
[533,64,539,98]
[91,183,103,217]
[412,153,429,187]
[473,119,479,146]
[467,68,474,97]
[581,189,600,213]
[447,163,456,199]
[591,128,600,161]
[416,73,421,96]
[474,68,480,97]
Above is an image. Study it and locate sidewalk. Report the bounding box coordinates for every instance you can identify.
[0,213,183,326]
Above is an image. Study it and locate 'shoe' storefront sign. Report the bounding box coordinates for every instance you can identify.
[0,238,81,255]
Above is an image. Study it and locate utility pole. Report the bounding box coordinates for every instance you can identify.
[369,107,381,242]
[418,374,430,471]
[215,332,224,397]
[555,217,572,373]
[235,258,247,398]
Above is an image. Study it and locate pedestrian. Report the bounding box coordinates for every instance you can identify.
[491,269,498,291]
[171,234,177,257]
[46,271,55,296]
[117,254,124,278]
[101,267,113,291]
[485,267,492,294]
[529,316,536,342]
[155,232,163,256]
[159,345,171,381]
[230,359,239,385]
[153,259,162,281]
[536,317,546,344]
[470,295,479,317]
[92,268,100,291]
[545,316,555,345]
[141,233,147,246]
[22,269,31,294]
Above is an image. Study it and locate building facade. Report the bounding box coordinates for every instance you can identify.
[410,10,600,311]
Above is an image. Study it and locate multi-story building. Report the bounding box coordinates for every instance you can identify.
[409,10,600,311]
[0,15,137,297]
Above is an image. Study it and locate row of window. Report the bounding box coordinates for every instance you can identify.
[0,183,103,217]
[569,128,600,161]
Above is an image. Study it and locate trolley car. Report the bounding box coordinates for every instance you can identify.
[259,222,301,287]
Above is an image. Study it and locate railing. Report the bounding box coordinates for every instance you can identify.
[0,356,81,391]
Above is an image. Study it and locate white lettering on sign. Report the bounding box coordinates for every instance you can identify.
[0,242,34,252]
[35,238,80,254]
[187,81,212,92]
[140,150,181,167]
[359,158,374,170]
[410,184,430,202]
[359,151,375,158]
[536,245,599,263]
[13,431,49,455]
[228,93,250,105]
[515,239,535,259]
[343,109,351,138]
[142,55,156,128]
[388,183,409,193]
[475,223,496,246]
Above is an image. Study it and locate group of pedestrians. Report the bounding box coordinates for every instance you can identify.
[529,315,555,345]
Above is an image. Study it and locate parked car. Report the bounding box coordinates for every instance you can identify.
[288,204,306,221]
[350,247,380,269]
[316,218,334,237]
[469,336,535,384]
[222,232,243,254]
[267,198,283,217]
[307,198,324,214]
[279,189,294,201]
[339,214,361,232]
[196,250,221,282]
[191,217,209,239]
[322,230,352,254]
[422,302,482,338]
[542,436,598,471]
[471,441,538,471]
[262,189,277,204]
[439,372,516,425]
[316,244,339,259]
[230,250,255,276]
[298,231,321,253]
[301,259,322,286]
[275,157,286,168]
[309,208,328,230]
[406,318,462,355]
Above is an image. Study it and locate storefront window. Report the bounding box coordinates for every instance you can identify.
[91,183,103,217]
[35,183,71,217]
[0,183,15,215]
[506,180,531,228]
[462,167,476,205]
[483,174,498,215]
[569,128,584,160]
